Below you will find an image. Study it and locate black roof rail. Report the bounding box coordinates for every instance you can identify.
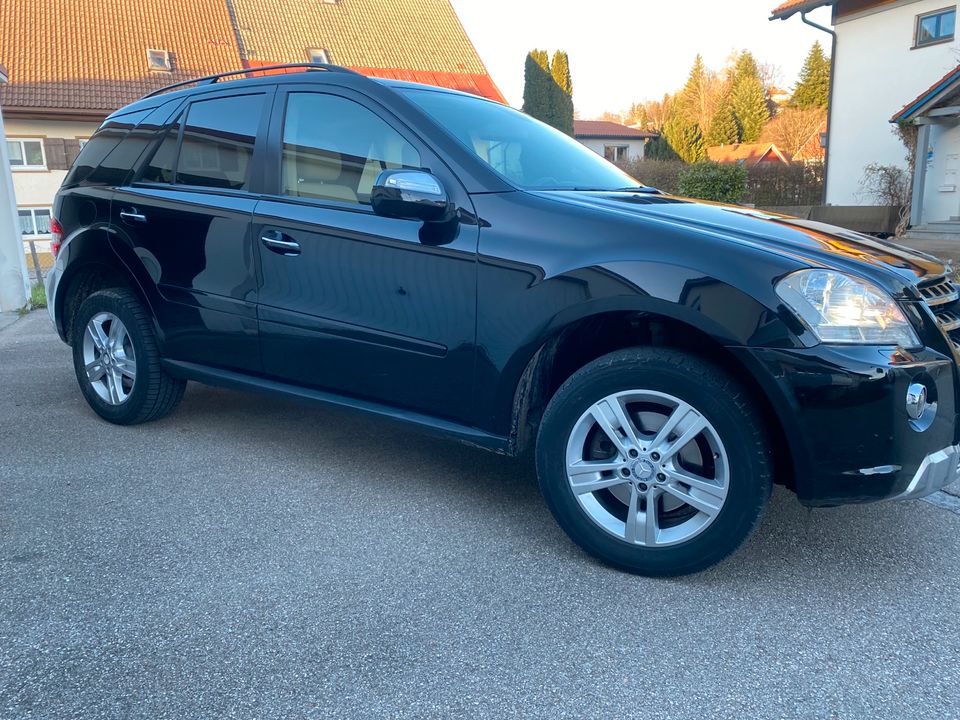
[139,63,364,100]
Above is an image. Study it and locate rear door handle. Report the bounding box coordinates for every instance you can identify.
[119,208,147,223]
[260,230,301,256]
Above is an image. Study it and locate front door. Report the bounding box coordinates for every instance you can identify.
[253,87,478,422]
[112,90,271,373]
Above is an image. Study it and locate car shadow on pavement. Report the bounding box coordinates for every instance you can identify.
[149,383,956,587]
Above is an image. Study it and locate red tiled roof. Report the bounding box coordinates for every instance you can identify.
[706,143,791,166]
[0,0,241,114]
[574,120,657,139]
[770,0,835,20]
[891,64,960,122]
[0,0,504,115]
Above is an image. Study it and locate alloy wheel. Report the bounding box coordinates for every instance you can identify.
[82,312,137,405]
[564,390,729,547]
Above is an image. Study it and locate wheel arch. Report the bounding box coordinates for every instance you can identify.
[506,306,799,491]
[54,228,155,345]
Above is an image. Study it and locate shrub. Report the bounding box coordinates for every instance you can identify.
[677,161,747,203]
[743,161,824,207]
[616,159,686,195]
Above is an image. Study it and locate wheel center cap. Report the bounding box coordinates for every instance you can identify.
[632,459,655,479]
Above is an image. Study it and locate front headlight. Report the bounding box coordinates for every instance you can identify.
[776,269,920,347]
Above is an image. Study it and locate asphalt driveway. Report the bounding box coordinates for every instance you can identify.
[2,311,959,719]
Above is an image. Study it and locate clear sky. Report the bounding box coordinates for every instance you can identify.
[449,0,833,118]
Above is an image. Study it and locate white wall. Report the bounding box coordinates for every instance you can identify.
[0,108,30,310]
[578,137,647,162]
[829,0,960,205]
[5,118,100,207]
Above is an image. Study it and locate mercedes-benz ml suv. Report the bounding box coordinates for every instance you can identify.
[46,64,960,576]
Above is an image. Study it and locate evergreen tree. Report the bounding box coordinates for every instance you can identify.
[522,50,553,125]
[676,54,713,130]
[730,51,769,142]
[551,50,573,96]
[705,92,740,146]
[792,41,831,109]
[550,50,575,135]
[663,114,705,163]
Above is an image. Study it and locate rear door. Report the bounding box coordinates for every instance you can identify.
[252,85,479,422]
[111,89,272,373]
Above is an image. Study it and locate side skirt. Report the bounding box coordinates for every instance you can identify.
[161,359,512,455]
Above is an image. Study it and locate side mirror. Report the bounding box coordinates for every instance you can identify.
[371,169,454,223]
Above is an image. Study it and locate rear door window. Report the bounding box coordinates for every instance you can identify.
[63,110,151,186]
[174,94,266,190]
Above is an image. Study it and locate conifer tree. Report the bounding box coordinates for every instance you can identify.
[792,41,831,109]
[663,114,705,163]
[705,92,740,146]
[730,51,769,142]
[522,50,553,125]
[550,50,575,135]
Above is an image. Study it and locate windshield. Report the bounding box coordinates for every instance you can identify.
[402,88,640,192]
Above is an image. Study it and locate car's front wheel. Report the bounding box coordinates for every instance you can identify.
[71,288,185,425]
[536,347,772,576]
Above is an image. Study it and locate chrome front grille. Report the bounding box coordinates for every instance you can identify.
[918,274,960,351]
[920,278,959,306]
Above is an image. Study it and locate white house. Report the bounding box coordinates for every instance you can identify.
[574,120,656,163]
[771,0,960,234]
[0,62,29,311]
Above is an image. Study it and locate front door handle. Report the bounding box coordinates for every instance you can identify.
[260,230,301,256]
[119,208,147,223]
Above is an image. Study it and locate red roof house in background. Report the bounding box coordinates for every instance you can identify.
[574,120,658,163]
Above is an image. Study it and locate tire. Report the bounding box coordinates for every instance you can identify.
[71,287,186,425]
[535,347,771,577]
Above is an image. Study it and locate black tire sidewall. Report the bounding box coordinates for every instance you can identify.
[536,349,770,576]
[71,290,157,425]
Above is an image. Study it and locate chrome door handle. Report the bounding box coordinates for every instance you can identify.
[260,230,301,255]
[119,208,147,223]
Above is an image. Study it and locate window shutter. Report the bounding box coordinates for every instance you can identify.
[63,139,82,168]
[43,138,68,170]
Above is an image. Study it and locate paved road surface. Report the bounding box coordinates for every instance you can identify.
[2,312,959,719]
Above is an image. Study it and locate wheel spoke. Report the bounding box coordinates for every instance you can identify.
[624,486,660,545]
[569,473,630,495]
[108,318,126,347]
[86,321,108,351]
[665,466,726,501]
[589,397,639,457]
[114,353,136,380]
[661,479,723,516]
[107,369,122,404]
[85,359,106,382]
[624,484,640,543]
[657,413,708,463]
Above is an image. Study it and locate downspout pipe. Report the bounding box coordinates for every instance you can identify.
[801,10,837,205]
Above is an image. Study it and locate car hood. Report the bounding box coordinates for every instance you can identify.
[530,190,949,287]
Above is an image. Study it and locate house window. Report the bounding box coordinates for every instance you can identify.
[18,208,52,236]
[7,139,46,169]
[307,48,330,63]
[604,144,628,162]
[915,7,956,47]
[146,49,172,72]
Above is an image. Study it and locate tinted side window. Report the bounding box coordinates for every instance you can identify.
[281,93,420,205]
[87,100,181,186]
[176,94,265,190]
[141,113,182,184]
[63,110,150,186]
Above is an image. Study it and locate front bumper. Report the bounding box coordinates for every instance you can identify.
[733,344,959,506]
[896,444,960,499]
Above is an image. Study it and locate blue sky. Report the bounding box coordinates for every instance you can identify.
[449,0,833,117]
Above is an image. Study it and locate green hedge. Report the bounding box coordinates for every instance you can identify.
[676,162,747,204]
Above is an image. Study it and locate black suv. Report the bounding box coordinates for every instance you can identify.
[47,64,960,576]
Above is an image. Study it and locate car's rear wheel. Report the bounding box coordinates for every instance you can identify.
[536,347,771,576]
[71,288,185,425]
